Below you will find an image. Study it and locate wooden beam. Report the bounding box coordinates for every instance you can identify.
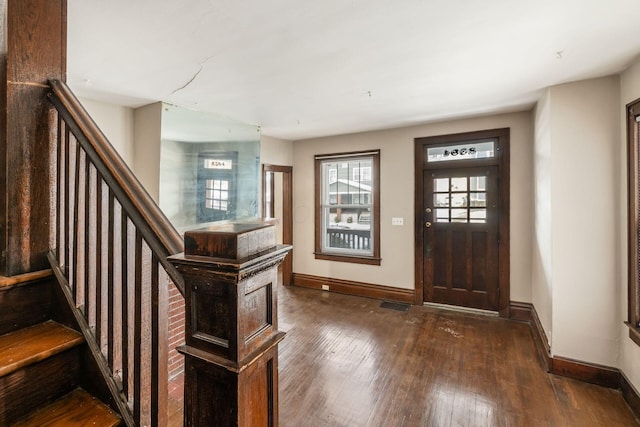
[0,0,67,276]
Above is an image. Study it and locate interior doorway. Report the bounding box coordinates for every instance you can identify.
[262,164,293,285]
[414,129,510,316]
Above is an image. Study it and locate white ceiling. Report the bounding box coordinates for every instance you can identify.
[67,0,640,141]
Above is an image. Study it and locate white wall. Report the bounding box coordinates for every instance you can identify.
[620,56,640,391]
[259,134,294,219]
[78,97,135,166]
[534,77,620,367]
[293,111,533,300]
[261,134,293,166]
[532,89,553,344]
[133,102,163,202]
[159,139,190,227]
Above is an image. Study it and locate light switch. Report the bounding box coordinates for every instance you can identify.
[392,217,404,226]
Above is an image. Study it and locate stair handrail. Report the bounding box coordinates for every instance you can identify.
[47,78,185,426]
[47,79,184,294]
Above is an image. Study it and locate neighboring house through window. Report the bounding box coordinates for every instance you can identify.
[314,150,381,265]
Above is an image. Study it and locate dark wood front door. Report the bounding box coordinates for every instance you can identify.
[415,128,510,316]
[424,166,499,310]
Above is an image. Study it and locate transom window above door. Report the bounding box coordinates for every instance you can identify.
[427,141,495,163]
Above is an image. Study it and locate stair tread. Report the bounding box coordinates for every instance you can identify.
[0,320,83,377]
[12,388,122,426]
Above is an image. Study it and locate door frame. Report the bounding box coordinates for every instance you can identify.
[414,128,510,317]
[262,164,293,286]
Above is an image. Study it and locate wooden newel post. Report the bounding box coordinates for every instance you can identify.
[168,222,291,427]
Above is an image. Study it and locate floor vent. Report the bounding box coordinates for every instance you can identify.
[380,301,410,312]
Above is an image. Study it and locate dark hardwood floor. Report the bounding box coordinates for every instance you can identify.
[169,285,640,426]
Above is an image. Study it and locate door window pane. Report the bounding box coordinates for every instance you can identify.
[435,178,449,192]
[470,193,486,207]
[435,209,449,222]
[435,194,450,207]
[451,209,467,222]
[451,177,467,191]
[451,193,467,207]
[470,208,486,223]
[471,176,486,191]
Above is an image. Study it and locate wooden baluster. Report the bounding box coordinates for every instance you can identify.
[55,114,62,262]
[72,144,81,296]
[95,176,103,346]
[84,158,90,315]
[121,213,129,397]
[107,189,115,370]
[151,255,168,427]
[133,229,143,422]
[63,126,69,273]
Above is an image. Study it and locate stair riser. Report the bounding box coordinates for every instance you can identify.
[0,347,80,425]
[0,279,52,336]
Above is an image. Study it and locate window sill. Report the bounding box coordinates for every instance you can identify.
[625,322,640,347]
[314,252,381,266]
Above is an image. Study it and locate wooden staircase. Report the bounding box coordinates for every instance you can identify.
[0,274,123,426]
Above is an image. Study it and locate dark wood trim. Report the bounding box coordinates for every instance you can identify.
[527,304,639,398]
[508,301,532,322]
[414,128,510,316]
[291,273,414,304]
[627,98,640,344]
[413,139,425,304]
[0,0,67,276]
[313,150,381,265]
[549,356,620,389]
[621,371,640,422]
[627,322,640,347]
[262,164,294,286]
[529,303,552,371]
[313,253,382,266]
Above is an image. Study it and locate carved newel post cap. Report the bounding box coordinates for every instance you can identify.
[184,221,277,260]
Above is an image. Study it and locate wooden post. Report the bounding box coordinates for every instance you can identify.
[0,0,67,276]
[169,222,291,426]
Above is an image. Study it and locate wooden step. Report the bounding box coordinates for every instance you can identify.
[12,388,122,426]
[0,273,52,336]
[0,320,83,377]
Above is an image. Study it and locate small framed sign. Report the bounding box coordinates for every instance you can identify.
[204,159,233,169]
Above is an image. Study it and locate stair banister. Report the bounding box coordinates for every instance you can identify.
[47,79,184,293]
[47,79,185,426]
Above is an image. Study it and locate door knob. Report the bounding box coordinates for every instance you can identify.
[425,207,432,213]
[425,221,432,228]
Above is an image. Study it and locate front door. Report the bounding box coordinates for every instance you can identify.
[415,129,510,315]
[424,166,499,310]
